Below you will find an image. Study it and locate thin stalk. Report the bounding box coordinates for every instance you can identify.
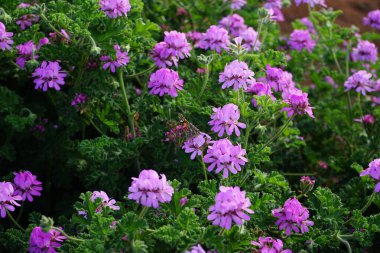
[198,65,210,99]
[138,206,149,219]
[6,210,25,231]
[199,154,208,181]
[243,121,253,149]
[52,227,85,242]
[331,49,343,75]
[337,234,352,253]
[88,117,106,136]
[119,70,136,139]
[357,93,369,138]
[253,20,263,51]
[16,202,24,222]
[361,191,376,213]
[283,172,316,176]
[128,64,156,78]
[39,12,72,43]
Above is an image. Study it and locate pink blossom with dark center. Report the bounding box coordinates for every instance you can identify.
[240,27,261,51]
[351,40,378,63]
[363,10,380,30]
[16,14,39,30]
[360,159,380,192]
[99,0,131,18]
[245,81,275,106]
[251,237,292,253]
[282,88,314,118]
[151,42,178,68]
[148,68,184,97]
[0,22,14,51]
[128,169,174,208]
[13,171,42,202]
[344,70,373,95]
[219,14,247,37]
[288,30,316,53]
[32,61,67,91]
[209,103,246,137]
[219,60,255,90]
[204,139,247,178]
[0,182,22,218]
[294,0,326,8]
[198,26,231,53]
[29,227,66,253]
[182,133,211,160]
[164,31,192,59]
[224,0,247,10]
[354,114,375,125]
[208,186,253,229]
[101,44,129,73]
[272,197,314,235]
[186,31,202,47]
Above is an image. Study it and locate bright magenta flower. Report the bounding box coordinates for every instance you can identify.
[13,171,42,202]
[209,103,246,137]
[0,182,22,218]
[99,0,131,18]
[360,159,380,192]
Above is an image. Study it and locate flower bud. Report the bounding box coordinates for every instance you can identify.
[40,215,54,233]
[300,176,315,194]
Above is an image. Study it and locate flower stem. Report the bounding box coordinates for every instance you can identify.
[243,121,253,149]
[198,65,210,99]
[16,202,24,222]
[361,191,376,214]
[52,227,85,242]
[199,154,208,181]
[138,206,149,219]
[119,70,136,139]
[337,234,352,253]
[6,210,25,231]
[357,93,369,138]
[128,64,156,78]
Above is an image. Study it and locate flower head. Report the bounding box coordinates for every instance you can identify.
[13,171,42,202]
[16,40,37,69]
[344,70,373,95]
[282,88,314,118]
[198,26,230,53]
[239,27,261,52]
[186,31,202,47]
[182,133,211,160]
[164,31,192,59]
[204,138,247,178]
[288,30,315,52]
[219,14,247,37]
[99,0,131,18]
[29,227,66,253]
[209,103,246,137]
[71,93,87,107]
[185,244,206,253]
[360,159,380,192]
[101,44,129,73]
[272,197,314,235]
[0,182,22,218]
[79,191,119,217]
[208,186,253,229]
[18,3,31,8]
[219,60,255,90]
[351,40,378,63]
[16,14,39,30]
[148,68,184,97]
[300,176,315,193]
[300,17,316,34]
[0,22,14,51]
[128,169,174,208]
[32,61,67,91]
[251,237,292,253]
[294,0,326,8]
[364,10,380,30]
[224,0,247,10]
[151,42,178,68]
[245,81,275,106]
[354,114,375,124]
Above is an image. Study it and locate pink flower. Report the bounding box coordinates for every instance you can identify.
[180,197,188,206]
[49,29,70,43]
[71,93,87,106]
[99,0,131,18]
[29,227,66,253]
[219,60,255,90]
[185,244,206,253]
[354,114,375,124]
[17,3,31,8]
[251,237,292,253]
[164,31,192,60]
[344,70,373,95]
[288,30,316,53]
[224,0,247,10]
[186,31,202,47]
[294,0,326,8]
[282,88,314,118]
[16,40,37,69]
[101,44,130,73]
[209,103,246,137]
[182,133,211,160]
[198,26,230,53]
[16,14,39,30]
[32,61,67,91]
[272,198,314,235]
[240,27,261,51]
[351,40,378,63]
[245,81,275,106]
[204,138,247,178]
[128,170,174,208]
[219,14,247,37]
[318,160,328,169]
[363,10,380,30]
[360,159,380,192]
[148,68,184,97]
[208,186,253,229]
[0,22,14,51]
[13,171,42,202]
[0,182,22,218]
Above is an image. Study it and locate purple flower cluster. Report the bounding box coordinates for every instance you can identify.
[32,61,67,91]
[219,14,247,37]
[294,0,326,8]
[71,93,87,107]
[251,237,292,253]
[209,103,246,137]
[0,182,22,218]
[204,138,247,178]
[288,30,316,53]
[260,65,296,92]
[13,171,42,202]
[185,244,206,253]
[282,88,314,118]
[344,70,373,95]
[0,22,14,51]
[264,0,285,22]
[151,31,191,68]
[16,14,39,30]
[148,68,184,97]
[101,44,130,73]
[351,40,378,63]
[363,10,380,30]
[16,39,49,69]
[300,17,316,34]
[198,26,231,53]
[219,60,255,90]
[238,27,261,52]
[29,227,66,253]
[245,81,275,106]
[182,133,211,160]
[99,0,131,18]
[354,114,375,125]
[272,197,314,235]
[186,31,202,47]
[225,0,247,10]
[208,186,253,229]
[79,191,119,218]
[128,169,174,208]
[360,159,380,192]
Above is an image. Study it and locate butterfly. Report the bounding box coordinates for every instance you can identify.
[178,113,201,142]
